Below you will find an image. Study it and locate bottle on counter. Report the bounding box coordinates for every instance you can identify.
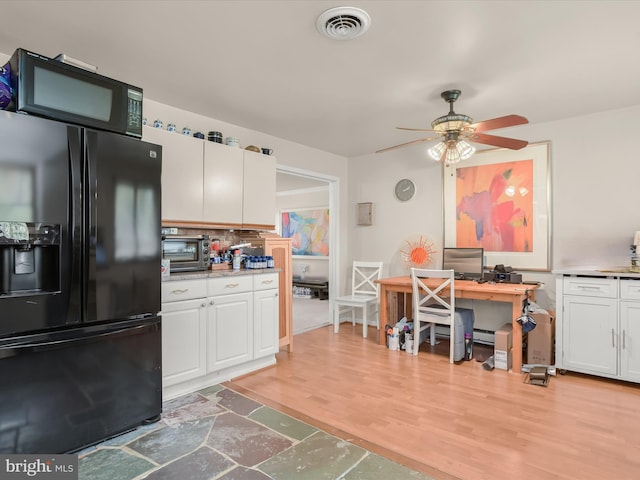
[267,256,274,268]
[232,250,241,271]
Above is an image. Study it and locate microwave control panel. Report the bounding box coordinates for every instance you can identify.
[126,88,143,137]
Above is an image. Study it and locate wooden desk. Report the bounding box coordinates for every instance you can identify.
[376,276,538,373]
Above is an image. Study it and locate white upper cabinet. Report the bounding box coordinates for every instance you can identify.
[203,141,244,225]
[143,127,203,222]
[243,149,276,226]
[144,126,276,228]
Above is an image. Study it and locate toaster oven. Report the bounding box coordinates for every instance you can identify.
[161,235,210,272]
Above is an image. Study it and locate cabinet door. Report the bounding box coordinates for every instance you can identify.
[620,301,640,381]
[206,292,253,371]
[264,239,293,350]
[242,150,276,227]
[203,141,243,225]
[143,127,204,221]
[253,289,279,358]
[161,298,207,387]
[563,295,618,376]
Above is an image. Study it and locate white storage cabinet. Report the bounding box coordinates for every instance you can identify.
[252,273,279,358]
[160,279,207,387]
[557,275,640,382]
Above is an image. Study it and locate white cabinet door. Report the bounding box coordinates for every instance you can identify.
[253,289,279,358]
[143,126,204,221]
[242,150,276,226]
[206,291,253,371]
[620,301,640,381]
[161,298,207,387]
[563,295,618,376]
[203,141,243,224]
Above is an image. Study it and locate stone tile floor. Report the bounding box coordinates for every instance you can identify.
[78,384,435,480]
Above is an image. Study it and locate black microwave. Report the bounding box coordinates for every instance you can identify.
[6,48,143,137]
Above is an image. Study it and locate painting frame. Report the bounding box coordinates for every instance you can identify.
[443,141,551,271]
[280,207,330,257]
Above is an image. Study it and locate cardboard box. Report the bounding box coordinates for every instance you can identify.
[494,323,513,370]
[494,348,512,370]
[527,311,555,365]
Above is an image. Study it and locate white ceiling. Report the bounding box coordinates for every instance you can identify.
[2,1,640,158]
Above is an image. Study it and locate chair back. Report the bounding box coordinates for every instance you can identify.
[411,268,455,325]
[351,261,383,298]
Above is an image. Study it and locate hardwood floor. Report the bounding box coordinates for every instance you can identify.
[229,324,640,480]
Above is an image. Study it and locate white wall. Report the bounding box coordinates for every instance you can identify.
[346,105,640,327]
[276,187,330,280]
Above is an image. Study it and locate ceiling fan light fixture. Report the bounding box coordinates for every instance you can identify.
[456,140,476,160]
[427,140,476,165]
[427,141,446,161]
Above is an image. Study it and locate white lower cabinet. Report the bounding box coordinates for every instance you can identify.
[253,273,279,358]
[161,298,207,387]
[562,294,618,376]
[160,273,279,398]
[161,280,208,388]
[206,290,253,371]
[557,275,640,383]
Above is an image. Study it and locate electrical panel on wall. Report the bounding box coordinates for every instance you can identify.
[357,202,373,226]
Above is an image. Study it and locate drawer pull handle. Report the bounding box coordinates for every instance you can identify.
[578,285,602,291]
[171,289,189,294]
[210,300,215,305]
[262,280,274,285]
[612,328,615,348]
[623,330,626,349]
[225,283,240,288]
[201,302,206,308]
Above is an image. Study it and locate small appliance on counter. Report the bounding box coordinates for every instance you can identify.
[484,264,523,284]
[161,234,210,272]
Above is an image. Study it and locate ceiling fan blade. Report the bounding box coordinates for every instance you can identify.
[375,136,440,153]
[470,114,529,133]
[470,132,528,150]
[396,126,436,132]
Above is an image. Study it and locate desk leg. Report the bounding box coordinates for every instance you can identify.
[511,297,523,374]
[379,286,389,345]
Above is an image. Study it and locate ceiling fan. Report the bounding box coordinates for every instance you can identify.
[376,89,529,165]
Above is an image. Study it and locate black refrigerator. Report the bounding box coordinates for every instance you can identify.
[0,111,162,454]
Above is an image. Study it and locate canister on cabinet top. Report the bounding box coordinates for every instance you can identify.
[225,137,240,148]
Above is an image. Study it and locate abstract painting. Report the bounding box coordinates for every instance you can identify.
[281,208,330,256]
[443,142,551,271]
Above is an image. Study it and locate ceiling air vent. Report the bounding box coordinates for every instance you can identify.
[316,6,371,40]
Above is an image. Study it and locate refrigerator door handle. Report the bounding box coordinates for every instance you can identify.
[67,127,84,324]
[85,131,99,322]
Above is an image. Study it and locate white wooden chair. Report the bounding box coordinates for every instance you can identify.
[333,261,383,338]
[411,268,456,362]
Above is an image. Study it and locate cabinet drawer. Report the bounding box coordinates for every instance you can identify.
[208,275,253,296]
[621,279,640,300]
[562,277,617,298]
[253,273,279,291]
[162,279,207,302]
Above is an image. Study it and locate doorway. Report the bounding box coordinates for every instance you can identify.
[276,166,339,334]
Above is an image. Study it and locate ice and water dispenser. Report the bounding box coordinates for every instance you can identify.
[0,222,60,295]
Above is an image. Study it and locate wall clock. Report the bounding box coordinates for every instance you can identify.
[394,178,416,202]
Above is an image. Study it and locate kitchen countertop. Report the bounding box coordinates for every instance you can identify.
[163,268,281,282]
[553,266,640,278]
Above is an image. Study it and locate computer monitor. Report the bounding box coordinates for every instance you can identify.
[442,247,484,280]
